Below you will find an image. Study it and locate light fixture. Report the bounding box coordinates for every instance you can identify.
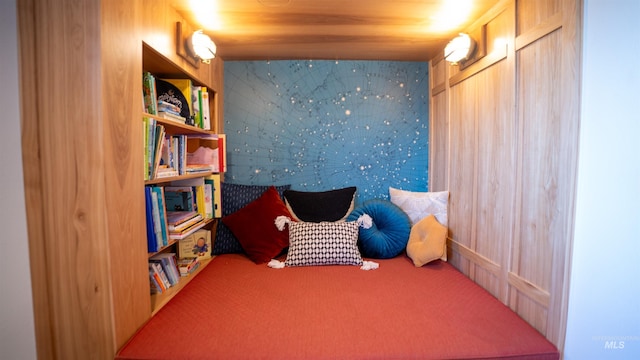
[186,30,216,64]
[444,33,476,65]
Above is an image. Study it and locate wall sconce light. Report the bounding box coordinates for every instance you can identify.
[186,30,216,64]
[444,33,476,65]
[176,22,216,67]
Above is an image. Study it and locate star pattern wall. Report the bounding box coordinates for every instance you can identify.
[224,60,429,203]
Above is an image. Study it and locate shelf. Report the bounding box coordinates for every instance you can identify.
[143,42,210,88]
[143,112,214,135]
[150,256,216,316]
[145,171,215,185]
[148,239,179,257]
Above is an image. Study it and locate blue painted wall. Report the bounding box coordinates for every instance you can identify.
[224,60,429,203]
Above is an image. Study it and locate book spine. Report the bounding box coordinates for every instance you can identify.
[203,181,213,219]
[143,118,149,181]
[150,262,170,289]
[153,187,169,247]
[168,213,202,232]
[144,187,158,252]
[143,72,158,115]
[150,188,164,250]
[201,87,210,130]
[147,118,157,179]
[149,269,164,294]
[151,124,166,180]
[195,185,206,218]
[207,174,222,218]
[218,134,226,172]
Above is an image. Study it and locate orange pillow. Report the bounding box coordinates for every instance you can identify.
[406,214,448,267]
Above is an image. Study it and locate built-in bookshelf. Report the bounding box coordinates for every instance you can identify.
[142,42,223,314]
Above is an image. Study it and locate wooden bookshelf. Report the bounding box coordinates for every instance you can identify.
[143,41,223,317]
[150,255,216,316]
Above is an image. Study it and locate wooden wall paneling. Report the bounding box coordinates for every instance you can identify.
[447,79,477,276]
[469,5,515,301]
[18,0,116,358]
[473,63,513,299]
[17,0,54,358]
[429,0,581,353]
[101,0,150,351]
[428,55,448,192]
[549,0,582,349]
[512,30,563,336]
[429,92,448,192]
[517,0,560,36]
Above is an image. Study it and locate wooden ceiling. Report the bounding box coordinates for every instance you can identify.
[172,0,499,61]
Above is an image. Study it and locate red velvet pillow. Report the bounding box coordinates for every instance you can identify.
[222,186,293,264]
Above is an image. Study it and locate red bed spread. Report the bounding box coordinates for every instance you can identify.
[117,254,559,360]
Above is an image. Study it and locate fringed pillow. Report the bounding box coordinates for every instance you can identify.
[273,215,372,267]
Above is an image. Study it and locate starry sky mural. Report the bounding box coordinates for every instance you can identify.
[223,60,429,203]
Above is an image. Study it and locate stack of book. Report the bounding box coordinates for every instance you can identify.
[157,100,187,124]
[148,253,180,294]
[176,257,200,277]
[166,210,205,240]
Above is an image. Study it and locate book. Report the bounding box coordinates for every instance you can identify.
[168,219,207,240]
[192,85,202,128]
[203,181,213,219]
[218,134,227,172]
[165,186,195,212]
[201,87,211,130]
[186,134,220,172]
[157,100,181,114]
[150,188,164,250]
[157,110,187,124]
[205,174,222,218]
[143,117,157,180]
[149,268,165,294]
[155,166,179,178]
[150,253,180,286]
[149,262,171,289]
[152,186,170,247]
[166,210,199,226]
[169,178,205,216]
[168,213,203,233]
[158,78,193,124]
[144,187,158,253]
[142,72,158,115]
[177,228,212,260]
[176,257,200,276]
[143,118,149,181]
[151,124,166,179]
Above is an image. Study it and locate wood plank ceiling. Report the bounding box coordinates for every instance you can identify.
[172,0,500,61]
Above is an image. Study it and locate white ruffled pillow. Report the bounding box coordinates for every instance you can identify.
[388,187,449,226]
[389,187,449,261]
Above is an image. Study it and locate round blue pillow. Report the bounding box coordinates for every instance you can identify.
[347,199,411,259]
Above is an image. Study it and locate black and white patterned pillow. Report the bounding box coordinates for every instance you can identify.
[284,221,363,267]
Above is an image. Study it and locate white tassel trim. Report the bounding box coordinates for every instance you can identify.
[275,216,291,231]
[356,214,373,229]
[268,259,286,269]
[360,261,379,270]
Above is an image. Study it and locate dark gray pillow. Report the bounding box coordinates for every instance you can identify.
[283,187,356,222]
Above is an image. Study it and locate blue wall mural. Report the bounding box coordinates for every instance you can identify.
[224,60,429,203]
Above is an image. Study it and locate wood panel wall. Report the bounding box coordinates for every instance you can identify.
[428,0,582,354]
[18,0,224,358]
